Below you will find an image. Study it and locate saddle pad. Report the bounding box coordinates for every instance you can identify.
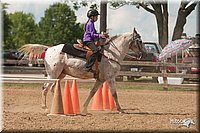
[61,43,87,59]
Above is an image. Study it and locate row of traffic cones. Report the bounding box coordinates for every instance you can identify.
[48,80,116,116]
[63,80,80,114]
[48,80,80,116]
[91,82,116,111]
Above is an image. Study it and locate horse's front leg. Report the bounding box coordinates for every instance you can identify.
[82,79,104,115]
[107,78,124,113]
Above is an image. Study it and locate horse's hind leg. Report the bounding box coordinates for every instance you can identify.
[42,71,66,110]
[82,79,104,115]
[42,82,52,109]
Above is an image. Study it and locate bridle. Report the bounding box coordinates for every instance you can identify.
[129,33,144,59]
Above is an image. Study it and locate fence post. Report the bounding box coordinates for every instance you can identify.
[162,62,168,91]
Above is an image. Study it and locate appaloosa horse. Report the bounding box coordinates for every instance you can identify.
[19,28,147,115]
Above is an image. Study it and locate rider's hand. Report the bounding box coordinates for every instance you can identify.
[101,32,109,38]
[97,46,101,50]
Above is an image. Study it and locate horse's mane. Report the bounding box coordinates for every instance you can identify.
[105,33,132,44]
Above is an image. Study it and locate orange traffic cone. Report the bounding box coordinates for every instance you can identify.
[63,80,74,115]
[108,89,117,111]
[102,82,110,110]
[71,80,80,114]
[48,80,64,116]
[91,85,103,110]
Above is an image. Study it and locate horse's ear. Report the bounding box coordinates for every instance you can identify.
[133,27,137,34]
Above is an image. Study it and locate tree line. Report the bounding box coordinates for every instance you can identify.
[3,2,84,50]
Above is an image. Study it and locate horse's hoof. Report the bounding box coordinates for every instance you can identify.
[42,105,47,109]
[81,109,88,116]
[81,113,87,116]
[81,112,92,116]
[118,109,125,114]
[81,111,88,116]
[45,109,49,114]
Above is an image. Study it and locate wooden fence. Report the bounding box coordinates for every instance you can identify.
[118,61,199,79]
[3,60,199,78]
[2,60,199,89]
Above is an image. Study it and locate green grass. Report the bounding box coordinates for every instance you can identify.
[3,83,43,88]
[2,81,198,92]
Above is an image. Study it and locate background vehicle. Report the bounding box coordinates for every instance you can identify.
[163,44,199,82]
[116,42,162,81]
[3,49,23,60]
[182,56,199,74]
[181,45,199,73]
[2,49,45,67]
[3,49,25,66]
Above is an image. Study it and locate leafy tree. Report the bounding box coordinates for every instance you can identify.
[37,3,84,45]
[68,0,98,10]
[8,12,37,49]
[2,3,12,50]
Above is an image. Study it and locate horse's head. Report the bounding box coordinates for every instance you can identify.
[128,28,147,59]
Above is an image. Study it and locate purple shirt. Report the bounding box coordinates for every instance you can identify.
[83,19,101,42]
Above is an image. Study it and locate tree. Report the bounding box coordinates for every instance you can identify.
[7,12,37,49]
[137,1,169,48]
[37,3,84,45]
[109,0,198,48]
[172,1,197,41]
[2,3,12,49]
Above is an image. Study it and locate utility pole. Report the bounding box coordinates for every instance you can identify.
[100,0,107,32]
[196,1,200,45]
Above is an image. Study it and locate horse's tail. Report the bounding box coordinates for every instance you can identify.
[18,44,49,60]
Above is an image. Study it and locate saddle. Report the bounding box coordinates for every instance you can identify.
[73,39,90,52]
[73,39,103,60]
[73,39,100,78]
[62,39,100,78]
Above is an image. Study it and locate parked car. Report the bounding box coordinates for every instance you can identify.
[181,46,200,74]
[3,49,24,65]
[182,56,199,74]
[3,49,23,60]
[116,42,162,81]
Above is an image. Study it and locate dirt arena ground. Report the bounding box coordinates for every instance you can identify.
[2,82,199,132]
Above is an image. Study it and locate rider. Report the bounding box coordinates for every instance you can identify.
[83,9,109,72]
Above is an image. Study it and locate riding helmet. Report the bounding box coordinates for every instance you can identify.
[87,9,100,18]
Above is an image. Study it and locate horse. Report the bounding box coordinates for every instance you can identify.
[19,28,147,115]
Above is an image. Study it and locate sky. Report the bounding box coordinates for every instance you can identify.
[1,0,198,43]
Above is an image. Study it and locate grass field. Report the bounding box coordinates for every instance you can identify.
[3,80,198,92]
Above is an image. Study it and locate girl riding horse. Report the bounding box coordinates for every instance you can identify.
[83,9,109,72]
